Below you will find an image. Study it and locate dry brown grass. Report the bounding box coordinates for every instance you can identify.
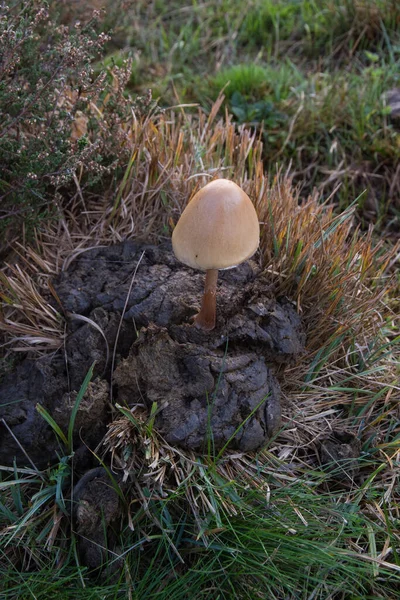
[255,174,399,352]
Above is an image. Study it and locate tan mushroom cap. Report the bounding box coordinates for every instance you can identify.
[172,179,260,271]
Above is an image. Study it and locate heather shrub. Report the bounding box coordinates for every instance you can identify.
[0,0,148,251]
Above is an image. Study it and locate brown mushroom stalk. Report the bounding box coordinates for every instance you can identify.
[194,268,218,331]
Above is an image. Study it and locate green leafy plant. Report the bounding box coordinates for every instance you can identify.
[230,90,287,128]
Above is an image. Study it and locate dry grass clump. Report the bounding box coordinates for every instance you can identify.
[103,404,240,537]
[342,0,400,45]
[0,261,63,353]
[254,174,398,353]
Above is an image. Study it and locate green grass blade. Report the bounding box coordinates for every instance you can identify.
[36,403,68,447]
[67,362,96,453]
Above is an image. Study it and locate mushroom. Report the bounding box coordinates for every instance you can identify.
[172,179,260,331]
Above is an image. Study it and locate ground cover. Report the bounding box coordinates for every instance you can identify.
[0,2,399,598]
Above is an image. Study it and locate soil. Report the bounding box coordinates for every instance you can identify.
[319,430,361,479]
[0,241,306,466]
[72,467,121,573]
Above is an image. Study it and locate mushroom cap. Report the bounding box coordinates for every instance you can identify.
[172,179,260,271]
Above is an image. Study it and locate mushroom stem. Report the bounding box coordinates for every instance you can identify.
[194,268,218,331]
